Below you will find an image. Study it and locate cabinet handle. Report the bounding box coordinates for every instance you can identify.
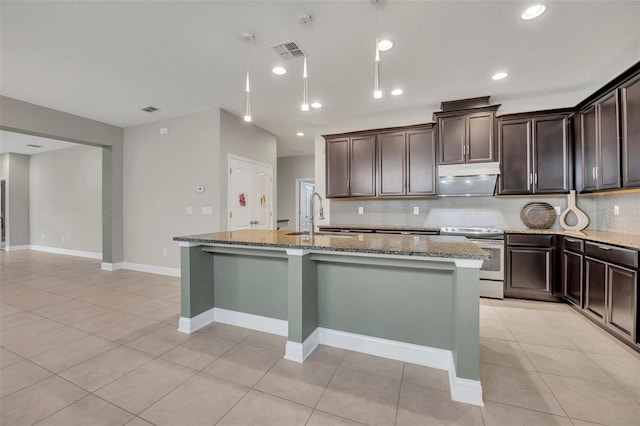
[565,238,580,243]
[534,173,538,185]
[592,167,596,180]
[529,173,533,188]
[595,166,599,180]
[596,244,612,250]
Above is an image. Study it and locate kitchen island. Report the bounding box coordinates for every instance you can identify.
[174,229,488,406]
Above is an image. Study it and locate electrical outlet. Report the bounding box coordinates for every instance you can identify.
[202,206,213,215]
[186,207,193,215]
[159,127,169,135]
[358,207,364,215]
[614,205,620,216]
[554,206,561,215]
[42,233,45,240]
[413,206,419,215]
[162,249,168,257]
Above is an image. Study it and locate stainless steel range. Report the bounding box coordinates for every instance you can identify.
[440,226,505,299]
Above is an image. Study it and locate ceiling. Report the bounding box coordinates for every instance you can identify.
[2,1,639,157]
[0,131,78,156]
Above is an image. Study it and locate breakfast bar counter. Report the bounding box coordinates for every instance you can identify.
[174,229,488,406]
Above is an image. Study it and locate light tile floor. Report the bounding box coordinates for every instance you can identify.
[1,250,639,425]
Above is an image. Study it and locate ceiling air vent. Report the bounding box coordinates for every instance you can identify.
[142,106,159,113]
[26,144,42,148]
[271,40,306,60]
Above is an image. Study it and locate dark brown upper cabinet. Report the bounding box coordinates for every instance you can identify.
[621,73,640,188]
[580,91,621,192]
[325,135,376,198]
[377,126,436,196]
[498,113,570,195]
[435,105,499,165]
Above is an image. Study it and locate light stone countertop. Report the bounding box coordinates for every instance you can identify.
[505,228,640,250]
[174,229,489,260]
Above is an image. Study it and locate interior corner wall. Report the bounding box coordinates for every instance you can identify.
[29,145,102,253]
[219,109,278,231]
[3,153,30,247]
[0,96,124,263]
[123,109,221,270]
[277,155,315,231]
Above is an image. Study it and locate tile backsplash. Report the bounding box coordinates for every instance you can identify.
[329,191,639,234]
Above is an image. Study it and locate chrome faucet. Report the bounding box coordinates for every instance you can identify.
[309,192,324,237]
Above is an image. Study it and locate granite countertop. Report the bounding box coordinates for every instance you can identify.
[506,229,640,250]
[174,229,489,260]
[319,224,440,232]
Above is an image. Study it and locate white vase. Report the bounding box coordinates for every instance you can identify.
[559,190,589,231]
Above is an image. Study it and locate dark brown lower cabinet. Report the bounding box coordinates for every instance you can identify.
[585,258,607,319]
[583,242,638,345]
[505,234,560,301]
[563,250,583,307]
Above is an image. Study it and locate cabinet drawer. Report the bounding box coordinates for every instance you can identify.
[563,237,584,253]
[585,242,638,269]
[507,234,554,247]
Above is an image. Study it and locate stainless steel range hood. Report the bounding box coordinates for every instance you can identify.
[436,162,500,197]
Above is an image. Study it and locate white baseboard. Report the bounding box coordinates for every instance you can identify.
[448,363,484,407]
[4,244,30,251]
[175,309,483,406]
[122,262,180,277]
[101,262,124,271]
[318,327,452,370]
[30,245,102,259]
[178,308,216,334]
[213,308,288,336]
[284,328,320,363]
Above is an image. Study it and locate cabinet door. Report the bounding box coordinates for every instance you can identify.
[598,92,621,190]
[498,119,531,195]
[378,132,406,196]
[350,135,376,196]
[563,250,583,307]
[621,74,640,188]
[506,247,553,296]
[407,128,436,195]
[607,265,637,340]
[438,115,466,165]
[467,112,496,163]
[534,115,569,193]
[581,106,598,192]
[326,138,350,198]
[585,258,607,320]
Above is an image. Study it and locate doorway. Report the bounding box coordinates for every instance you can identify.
[296,180,315,232]
[1,179,5,250]
[228,155,274,231]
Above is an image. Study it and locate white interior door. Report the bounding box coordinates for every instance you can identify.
[228,156,273,231]
[298,181,315,232]
[254,164,272,230]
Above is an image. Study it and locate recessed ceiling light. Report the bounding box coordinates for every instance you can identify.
[296,132,304,136]
[492,72,509,80]
[311,102,322,109]
[521,4,546,20]
[272,66,287,75]
[378,39,394,51]
[391,88,404,96]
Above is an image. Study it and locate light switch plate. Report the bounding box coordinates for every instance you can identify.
[186,207,193,215]
[202,206,213,215]
[413,206,419,215]
[159,127,170,135]
[614,205,620,216]
[554,206,561,215]
[358,207,364,215]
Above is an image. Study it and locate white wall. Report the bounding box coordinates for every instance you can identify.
[29,145,102,253]
[276,155,315,231]
[123,110,221,270]
[219,109,278,230]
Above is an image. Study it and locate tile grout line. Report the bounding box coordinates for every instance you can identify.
[393,362,406,426]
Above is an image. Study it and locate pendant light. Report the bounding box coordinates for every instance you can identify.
[372,0,382,99]
[241,33,254,122]
[301,56,309,111]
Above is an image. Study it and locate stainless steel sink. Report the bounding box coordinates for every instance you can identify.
[285,231,354,238]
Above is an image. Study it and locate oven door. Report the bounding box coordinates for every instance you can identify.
[470,239,504,281]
